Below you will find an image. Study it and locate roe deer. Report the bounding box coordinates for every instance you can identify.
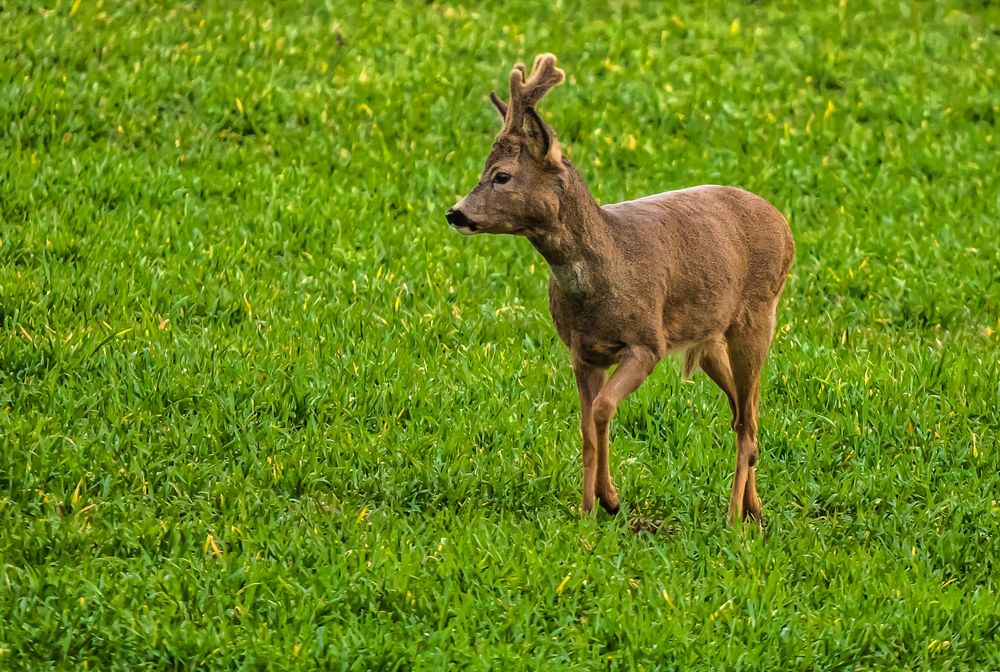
[446,54,794,524]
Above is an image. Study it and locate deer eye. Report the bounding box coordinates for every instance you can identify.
[493,172,512,185]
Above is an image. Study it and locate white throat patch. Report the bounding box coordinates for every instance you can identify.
[551,261,590,294]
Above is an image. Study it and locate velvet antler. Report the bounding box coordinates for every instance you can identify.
[492,53,565,135]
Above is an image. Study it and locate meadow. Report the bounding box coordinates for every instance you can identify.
[2,0,999,669]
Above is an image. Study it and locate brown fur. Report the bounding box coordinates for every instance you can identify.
[446,55,794,525]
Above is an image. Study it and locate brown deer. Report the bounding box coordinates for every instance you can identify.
[446,54,794,525]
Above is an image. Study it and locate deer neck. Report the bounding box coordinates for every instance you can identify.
[527,162,617,296]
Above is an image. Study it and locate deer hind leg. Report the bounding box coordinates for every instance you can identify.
[697,337,739,430]
[726,311,776,525]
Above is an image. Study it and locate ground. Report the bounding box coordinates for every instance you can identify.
[1,0,999,669]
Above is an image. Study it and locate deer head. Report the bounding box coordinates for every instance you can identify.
[447,54,567,236]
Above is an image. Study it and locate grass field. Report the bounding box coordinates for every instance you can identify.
[2,0,999,668]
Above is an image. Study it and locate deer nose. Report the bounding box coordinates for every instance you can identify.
[446,208,474,229]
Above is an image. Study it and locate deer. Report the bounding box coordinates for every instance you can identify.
[446,54,794,525]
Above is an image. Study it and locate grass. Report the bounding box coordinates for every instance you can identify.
[1,0,999,668]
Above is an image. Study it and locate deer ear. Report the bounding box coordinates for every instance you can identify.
[489,91,508,121]
[524,106,562,166]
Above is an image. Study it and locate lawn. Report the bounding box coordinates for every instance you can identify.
[2,0,999,669]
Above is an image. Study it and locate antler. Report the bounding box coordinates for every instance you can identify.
[496,53,565,135]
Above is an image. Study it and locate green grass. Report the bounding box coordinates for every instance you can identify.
[2,0,999,668]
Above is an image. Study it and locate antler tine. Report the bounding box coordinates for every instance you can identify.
[523,54,564,106]
[501,54,565,134]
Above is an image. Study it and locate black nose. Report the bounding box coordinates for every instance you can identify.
[446,208,472,228]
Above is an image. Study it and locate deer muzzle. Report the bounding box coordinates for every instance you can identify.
[446,208,478,234]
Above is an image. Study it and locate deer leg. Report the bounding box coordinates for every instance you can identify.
[572,359,607,516]
[591,349,658,515]
[698,337,739,430]
[726,314,776,526]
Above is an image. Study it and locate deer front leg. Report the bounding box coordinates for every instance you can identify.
[572,359,607,516]
[590,348,658,515]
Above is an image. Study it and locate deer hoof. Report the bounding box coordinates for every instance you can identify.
[728,507,763,528]
[599,494,621,516]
